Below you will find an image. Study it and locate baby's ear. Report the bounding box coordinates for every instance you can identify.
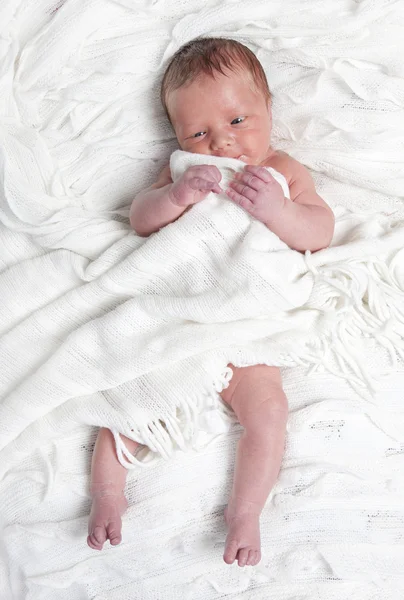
[266,97,272,112]
[266,101,272,125]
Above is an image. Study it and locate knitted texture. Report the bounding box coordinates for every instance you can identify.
[0,145,403,465]
[0,0,404,598]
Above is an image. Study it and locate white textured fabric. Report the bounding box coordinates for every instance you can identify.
[1,144,404,465]
[1,0,404,599]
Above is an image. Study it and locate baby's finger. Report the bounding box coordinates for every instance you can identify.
[225,187,254,211]
[211,182,223,194]
[234,171,267,192]
[244,164,274,184]
[188,177,221,192]
[189,165,222,184]
[205,165,222,183]
[228,180,258,201]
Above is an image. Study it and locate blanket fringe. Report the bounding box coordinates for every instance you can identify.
[114,253,404,466]
[113,368,235,468]
[296,252,404,399]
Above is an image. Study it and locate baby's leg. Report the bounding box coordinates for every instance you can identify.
[220,365,288,567]
[87,427,138,550]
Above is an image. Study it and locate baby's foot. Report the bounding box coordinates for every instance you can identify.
[223,506,261,567]
[87,492,128,551]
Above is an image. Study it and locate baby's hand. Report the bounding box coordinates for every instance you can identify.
[226,165,286,226]
[169,165,223,208]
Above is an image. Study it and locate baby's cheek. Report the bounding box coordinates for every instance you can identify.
[240,131,267,161]
[190,139,210,155]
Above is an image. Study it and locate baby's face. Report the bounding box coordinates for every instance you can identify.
[167,69,272,165]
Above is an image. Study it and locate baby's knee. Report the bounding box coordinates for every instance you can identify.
[232,377,288,431]
[247,387,288,425]
[221,364,282,406]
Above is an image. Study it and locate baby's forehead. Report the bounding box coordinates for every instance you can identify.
[193,65,254,85]
[180,68,263,101]
[167,68,268,126]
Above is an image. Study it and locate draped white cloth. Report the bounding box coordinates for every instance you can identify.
[0,0,404,598]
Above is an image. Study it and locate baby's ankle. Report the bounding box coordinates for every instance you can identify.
[90,482,125,499]
[226,496,261,521]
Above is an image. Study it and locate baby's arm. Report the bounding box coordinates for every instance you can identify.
[271,154,335,252]
[226,154,334,252]
[130,164,222,237]
[129,165,185,237]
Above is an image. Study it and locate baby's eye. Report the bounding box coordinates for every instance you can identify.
[231,117,245,125]
[192,131,206,138]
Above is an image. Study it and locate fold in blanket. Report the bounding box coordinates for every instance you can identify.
[0,149,403,469]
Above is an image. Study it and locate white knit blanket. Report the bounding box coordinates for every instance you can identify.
[0,145,403,466]
[1,1,404,599]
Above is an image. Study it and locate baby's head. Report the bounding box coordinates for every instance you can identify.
[161,38,272,165]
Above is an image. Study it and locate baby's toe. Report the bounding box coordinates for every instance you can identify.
[107,522,122,546]
[247,549,261,566]
[237,547,250,567]
[87,531,104,551]
[92,525,107,545]
[223,540,239,564]
[87,535,98,550]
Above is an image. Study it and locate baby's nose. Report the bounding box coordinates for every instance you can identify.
[211,132,233,151]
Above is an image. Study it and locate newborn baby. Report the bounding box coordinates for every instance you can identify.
[87,37,335,567]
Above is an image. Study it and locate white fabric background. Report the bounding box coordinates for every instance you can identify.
[0,0,404,598]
